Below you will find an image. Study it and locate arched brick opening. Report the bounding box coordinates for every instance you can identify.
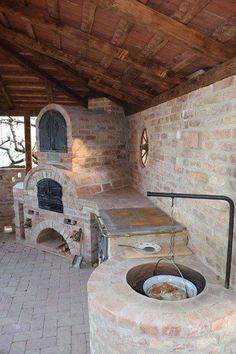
[31,220,77,255]
[36,103,73,153]
[24,164,77,197]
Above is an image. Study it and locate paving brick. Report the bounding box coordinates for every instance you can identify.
[0,334,13,352]
[26,336,57,350]
[0,236,91,354]
[9,340,26,354]
[72,334,87,354]
[14,329,43,342]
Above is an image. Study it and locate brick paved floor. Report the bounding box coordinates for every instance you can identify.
[0,234,93,354]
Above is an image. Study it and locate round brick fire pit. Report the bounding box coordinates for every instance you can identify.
[88,256,236,353]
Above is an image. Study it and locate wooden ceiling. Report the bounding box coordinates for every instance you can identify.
[0,0,235,115]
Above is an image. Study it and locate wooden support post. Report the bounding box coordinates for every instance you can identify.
[24,114,32,173]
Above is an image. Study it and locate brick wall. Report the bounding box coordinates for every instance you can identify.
[0,168,25,232]
[128,75,236,285]
[88,97,124,114]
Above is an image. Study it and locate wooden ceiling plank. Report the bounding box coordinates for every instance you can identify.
[0,1,179,82]
[91,0,235,61]
[213,15,236,43]
[100,17,132,70]
[173,0,211,24]
[0,42,86,107]
[111,18,133,46]
[135,56,236,113]
[172,53,199,73]
[0,31,146,106]
[0,72,14,108]
[0,25,89,89]
[0,25,155,102]
[81,0,96,33]
[138,34,168,61]
[47,0,60,22]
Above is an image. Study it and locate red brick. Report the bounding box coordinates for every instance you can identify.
[183,132,199,148]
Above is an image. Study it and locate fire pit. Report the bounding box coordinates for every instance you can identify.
[127,262,206,301]
[88,255,236,353]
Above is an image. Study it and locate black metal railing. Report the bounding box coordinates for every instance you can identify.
[147,191,235,289]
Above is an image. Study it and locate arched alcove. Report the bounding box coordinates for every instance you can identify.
[39,109,67,152]
[37,228,71,254]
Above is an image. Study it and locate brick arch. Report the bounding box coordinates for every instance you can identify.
[36,103,73,152]
[31,219,76,255]
[24,164,77,197]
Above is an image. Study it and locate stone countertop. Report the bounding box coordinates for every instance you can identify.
[99,207,184,236]
[83,187,154,210]
[88,254,236,352]
[84,187,184,236]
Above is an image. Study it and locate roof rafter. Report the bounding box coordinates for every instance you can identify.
[0,0,181,83]
[0,42,87,107]
[91,0,235,61]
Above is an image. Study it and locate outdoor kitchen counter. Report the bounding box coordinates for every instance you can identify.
[84,187,184,236]
[84,186,154,210]
[88,255,236,354]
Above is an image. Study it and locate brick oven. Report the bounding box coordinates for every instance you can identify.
[13,101,130,263]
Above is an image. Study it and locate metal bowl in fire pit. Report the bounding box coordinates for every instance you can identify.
[143,275,197,301]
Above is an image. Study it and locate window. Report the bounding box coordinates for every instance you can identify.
[140,128,149,167]
[39,110,67,152]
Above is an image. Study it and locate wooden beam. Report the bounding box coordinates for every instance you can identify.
[100,17,132,70]
[0,25,155,103]
[81,0,96,33]
[173,0,211,24]
[213,15,236,43]
[24,114,32,173]
[91,0,235,61]
[111,18,132,46]
[0,108,40,115]
[0,72,14,108]
[47,0,60,22]
[0,1,180,82]
[138,34,168,61]
[134,56,236,113]
[172,53,199,73]
[0,42,87,107]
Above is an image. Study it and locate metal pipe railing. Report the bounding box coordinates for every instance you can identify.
[147,191,235,289]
